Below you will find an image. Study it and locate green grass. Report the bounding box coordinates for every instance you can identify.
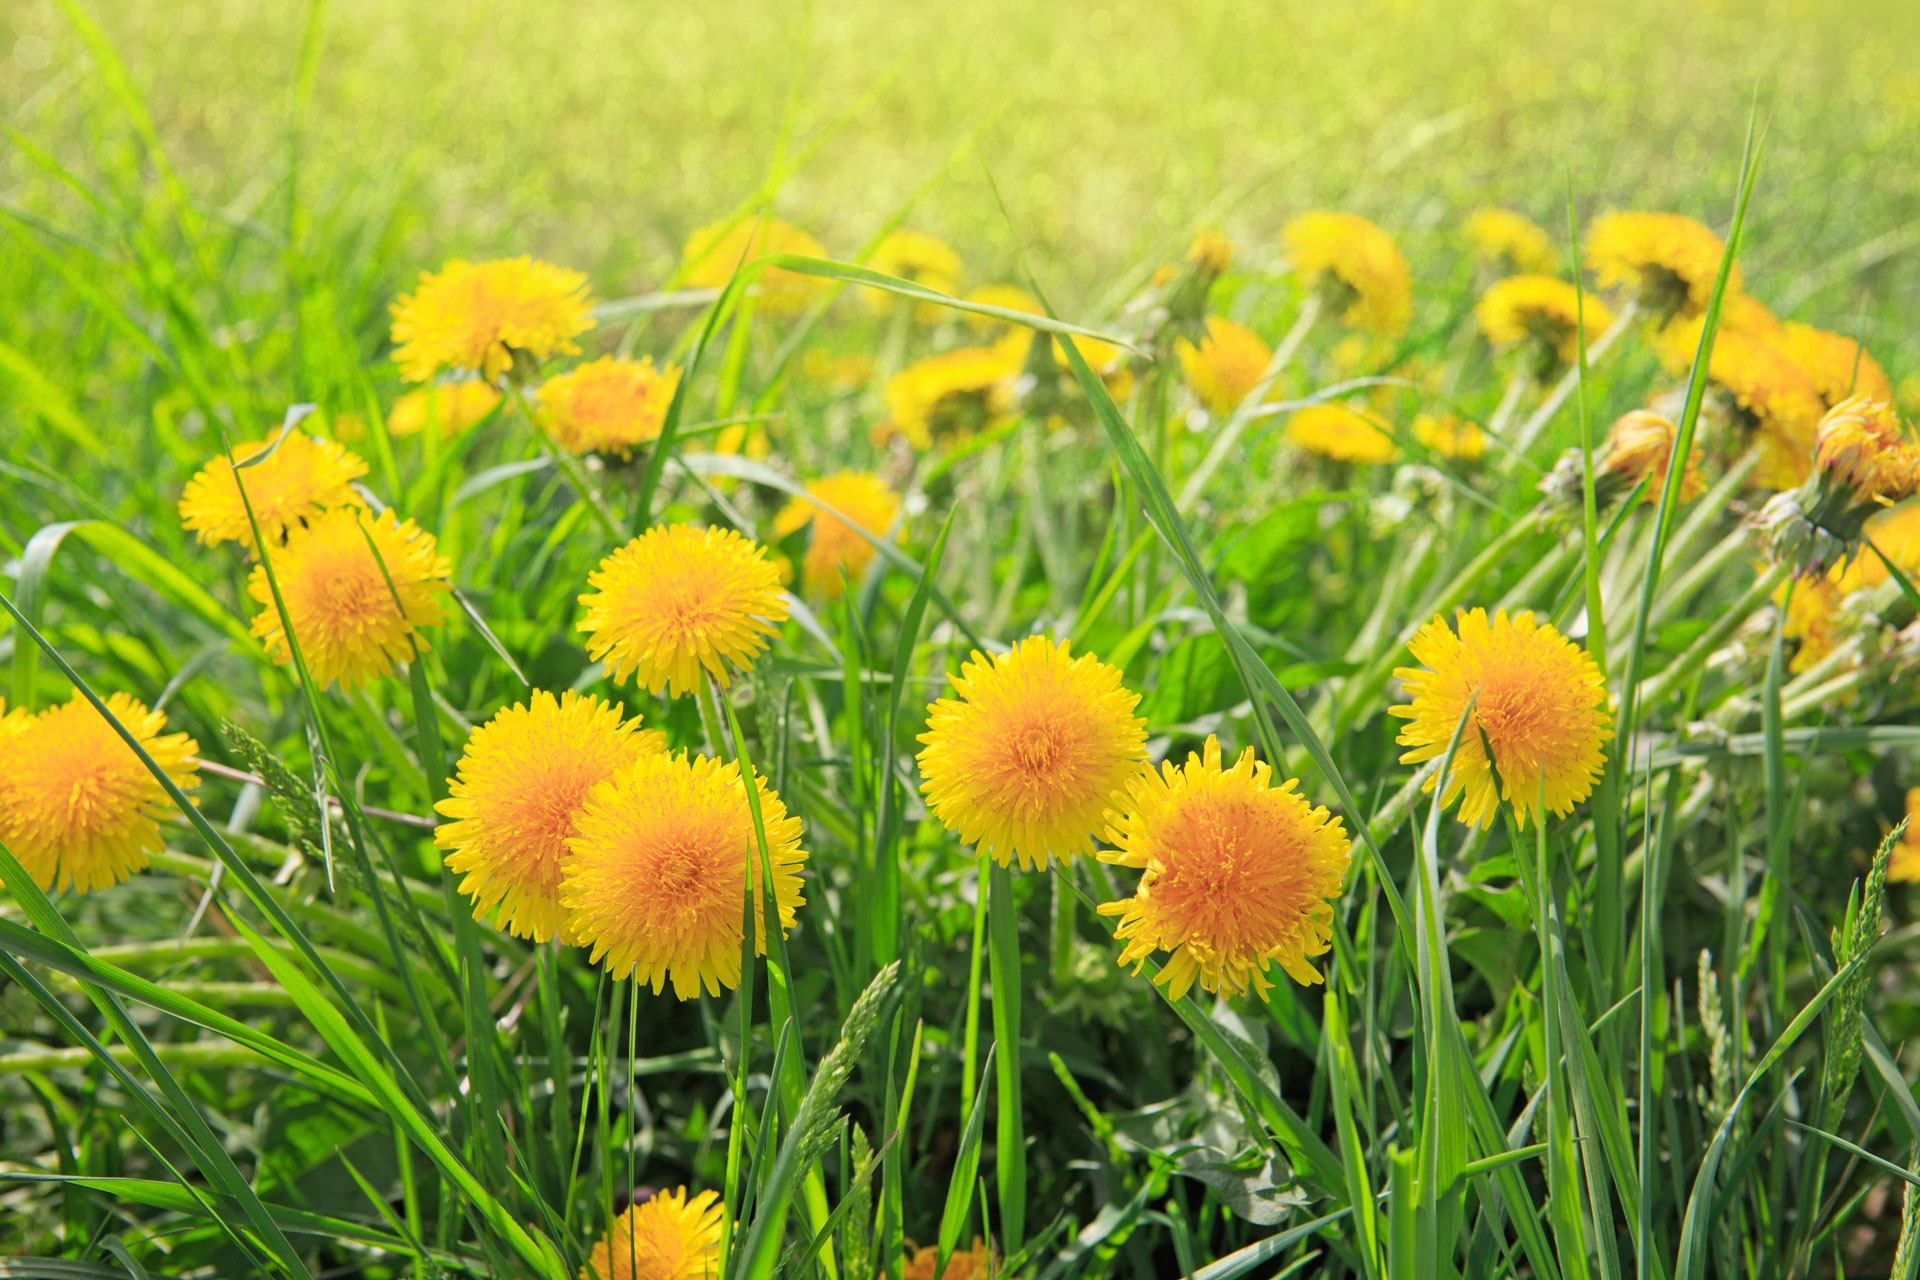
[5,1,1920,1277]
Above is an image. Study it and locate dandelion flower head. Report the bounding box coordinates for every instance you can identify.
[390,256,595,383]
[178,433,368,552]
[1585,211,1738,319]
[538,356,683,458]
[1463,207,1556,274]
[1285,403,1397,464]
[1475,275,1614,374]
[771,471,901,600]
[1282,211,1412,335]
[387,381,503,439]
[868,229,964,317]
[1413,412,1487,462]
[581,1186,724,1280]
[877,346,1022,450]
[681,217,827,316]
[1176,317,1272,417]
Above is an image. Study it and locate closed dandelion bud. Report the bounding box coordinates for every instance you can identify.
[1767,398,1920,576]
[1605,409,1705,504]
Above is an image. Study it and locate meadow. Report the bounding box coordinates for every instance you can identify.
[5,1,1920,1278]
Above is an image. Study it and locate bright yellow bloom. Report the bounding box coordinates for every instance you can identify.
[178,433,368,552]
[1891,790,1920,884]
[0,692,198,893]
[1391,609,1614,830]
[1175,317,1272,416]
[578,524,788,698]
[1660,314,1826,488]
[1585,211,1738,318]
[537,356,682,457]
[1099,737,1349,999]
[681,217,827,316]
[1780,503,1920,671]
[581,1186,724,1280]
[771,471,901,600]
[1475,275,1615,372]
[902,1237,999,1280]
[1186,229,1234,276]
[1781,322,1895,408]
[562,751,806,998]
[917,636,1147,872]
[435,691,664,944]
[867,229,964,318]
[247,508,452,690]
[1285,404,1397,463]
[1412,413,1487,461]
[387,381,503,439]
[962,284,1043,338]
[1282,211,1412,335]
[1812,397,1920,504]
[390,257,595,383]
[1463,207,1557,274]
[877,346,1023,450]
[1603,409,1706,503]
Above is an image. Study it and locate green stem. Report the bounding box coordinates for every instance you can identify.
[988,863,1026,1254]
[1638,562,1792,709]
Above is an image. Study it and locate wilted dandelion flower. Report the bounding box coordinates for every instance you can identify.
[1391,608,1613,830]
[390,257,595,383]
[1781,322,1895,408]
[178,433,368,552]
[537,356,682,457]
[0,692,198,893]
[1412,413,1487,461]
[1891,791,1920,884]
[771,471,901,600]
[435,691,664,943]
[387,381,503,439]
[247,508,452,690]
[681,217,826,316]
[868,229,963,318]
[1285,404,1397,463]
[578,524,788,698]
[581,1186,723,1280]
[1098,736,1350,999]
[1811,396,1920,502]
[917,636,1147,871]
[902,1238,999,1280]
[1585,211,1737,319]
[877,346,1022,449]
[1281,211,1412,335]
[1475,275,1615,378]
[562,751,807,998]
[1175,317,1271,416]
[1463,207,1556,274]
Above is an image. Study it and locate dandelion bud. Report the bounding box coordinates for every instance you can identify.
[1603,409,1705,504]
[1812,397,1918,502]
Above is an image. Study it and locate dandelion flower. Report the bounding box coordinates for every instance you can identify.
[1282,211,1412,335]
[387,381,503,439]
[562,751,807,998]
[1585,211,1737,319]
[1781,503,1920,671]
[578,524,788,698]
[1391,608,1613,830]
[178,433,368,552]
[1185,229,1234,277]
[247,508,452,690]
[1811,397,1920,503]
[1603,409,1706,503]
[1412,413,1487,462]
[582,1186,724,1280]
[1891,791,1920,884]
[771,471,901,600]
[1660,314,1826,488]
[800,349,877,390]
[1781,322,1895,408]
[1285,404,1397,464]
[435,691,664,943]
[537,356,683,457]
[1098,737,1350,999]
[390,257,595,383]
[877,346,1022,449]
[1175,317,1272,417]
[962,284,1043,338]
[1475,275,1615,377]
[902,1238,999,1280]
[681,217,826,316]
[1463,207,1556,274]
[868,229,964,318]
[0,692,198,893]
[917,636,1147,871]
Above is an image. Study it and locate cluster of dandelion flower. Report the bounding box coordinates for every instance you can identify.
[1778,504,1920,672]
[1541,408,1705,512]
[1760,397,1920,578]
[1655,307,1826,488]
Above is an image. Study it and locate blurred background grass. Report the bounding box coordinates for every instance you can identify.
[5,0,1919,340]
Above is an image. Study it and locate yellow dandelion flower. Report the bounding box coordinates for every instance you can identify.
[537,356,683,458]
[1285,403,1398,464]
[1781,322,1895,408]
[1891,791,1920,884]
[868,229,964,318]
[178,433,368,552]
[578,524,788,698]
[1412,412,1487,461]
[1585,211,1738,318]
[1813,397,1920,504]
[917,636,1147,872]
[1602,409,1706,503]
[387,381,503,439]
[771,471,901,600]
[1098,737,1350,999]
[1660,315,1826,488]
[1175,317,1272,417]
[1281,211,1412,335]
[902,1238,999,1280]
[390,257,595,383]
[1463,207,1557,274]
[0,692,198,893]
[562,751,807,998]
[877,346,1022,450]
[247,508,452,690]
[435,691,665,944]
[582,1186,724,1280]
[799,348,876,390]
[1783,504,1920,671]
[682,217,827,316]
[1475,275,1615,375]
[962,284,1043,338]
[1391,608,1614,830]
[1186,229,1234,276]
